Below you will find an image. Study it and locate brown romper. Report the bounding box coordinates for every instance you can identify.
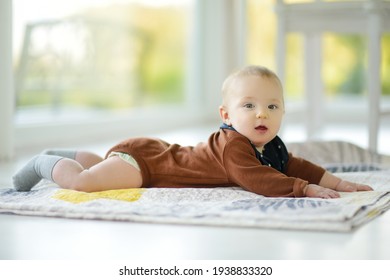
[105,128,325,197]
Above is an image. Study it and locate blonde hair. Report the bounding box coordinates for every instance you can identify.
[221,65,283,105]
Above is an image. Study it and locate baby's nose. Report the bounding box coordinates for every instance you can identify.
[256,110,269,119]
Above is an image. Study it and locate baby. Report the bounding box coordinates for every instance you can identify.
[13,65,372,198]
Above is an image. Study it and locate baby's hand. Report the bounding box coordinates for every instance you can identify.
[335,180,373,192]
[304,184,340,199]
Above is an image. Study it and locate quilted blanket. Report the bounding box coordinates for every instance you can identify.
[0,171,389,232]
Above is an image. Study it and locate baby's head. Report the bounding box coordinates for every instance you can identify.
[219,65,285,149]
[221,65,284,107]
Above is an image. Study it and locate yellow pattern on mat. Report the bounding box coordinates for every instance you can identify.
[52,188,145,204]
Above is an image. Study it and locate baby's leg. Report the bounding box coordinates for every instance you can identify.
[52,156,142,192]
[43,149,103,169]
[75,151,103,169]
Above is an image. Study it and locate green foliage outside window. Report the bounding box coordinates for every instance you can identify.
[15,3,190,110]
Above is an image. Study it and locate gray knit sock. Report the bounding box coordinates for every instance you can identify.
[41,149,77,160]
[12,155,63,192]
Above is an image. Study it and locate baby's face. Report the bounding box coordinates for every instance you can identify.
[220,75,284,149]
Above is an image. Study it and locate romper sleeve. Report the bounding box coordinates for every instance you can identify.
[222,136,308,197]
[285,153,326,185]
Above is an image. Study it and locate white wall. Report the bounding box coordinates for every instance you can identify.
[0,0,14,160]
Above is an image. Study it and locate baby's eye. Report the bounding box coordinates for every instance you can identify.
[243,103,255,109]
[268,104,278,110]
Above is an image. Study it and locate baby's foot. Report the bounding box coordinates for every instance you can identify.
[12,155,42,192]
[12,155,63,192]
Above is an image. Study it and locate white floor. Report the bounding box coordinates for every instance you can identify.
[1,122,390,260]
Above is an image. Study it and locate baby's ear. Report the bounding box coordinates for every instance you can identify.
[219,105,231,125]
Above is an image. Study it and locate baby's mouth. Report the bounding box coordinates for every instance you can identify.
[255,125,268,132]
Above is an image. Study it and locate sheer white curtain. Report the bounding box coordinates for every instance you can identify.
[192,0,246,119]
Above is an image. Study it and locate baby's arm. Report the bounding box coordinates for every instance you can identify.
[304,171,373,198]
[319,171,373,192]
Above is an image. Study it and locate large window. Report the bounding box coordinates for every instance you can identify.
[246,0,390,100]
[13,0,193,123]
